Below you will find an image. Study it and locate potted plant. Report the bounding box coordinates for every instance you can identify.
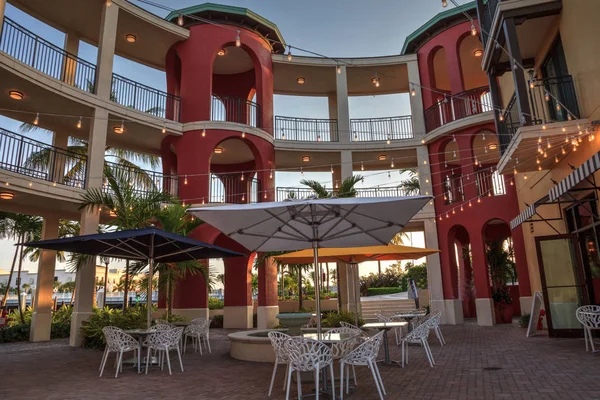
[486,240,517,324]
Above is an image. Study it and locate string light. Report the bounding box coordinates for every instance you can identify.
[184,175,188,185]
[77,116,82,129]
[287,46,292,61]
[410,84,416,97]
[162,125,166,134]
[177,14,184,26]
[202,129,206,137]
[330,165,334,174]
[235,31,241,47]
[337,65,342,74]
[372,73,380,88]
[241,131,246,138]
[470,22,477,36]
[386,136,391,145]
[33,113,39,125]
[361,162,364,171]
[442,0,447,7]
[270,170,273,179]
[390,158,395,168]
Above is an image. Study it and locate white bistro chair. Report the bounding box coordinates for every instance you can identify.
[425,311,446,346]
[267,331,291,397]
[376,313,402,346]
[340,331,386,400]
[576,305,600,352]
[284,337,335,400]
[144,327,185,375]
[400,322,435,368]
[99,326,139,378]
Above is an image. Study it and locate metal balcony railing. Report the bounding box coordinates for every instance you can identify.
[424,86,492,133]
[476,168,506,197]
[350,116,413,142]
[0,127,87,188]
[210,173,260,204]
[480,0,500,46]
[103,162,179,198]
[444,174,464,205]
[275,186,416,201]
[274,116,339,142]
[111,74,181,121]
[0,18,97,93]
[528,75,580,124]
[211,96,261,128]
[498,93,519,154]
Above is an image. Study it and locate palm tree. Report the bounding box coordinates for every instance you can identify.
[22,219,80,263]
[0,212,42,322]
[78,167,171,312]
[300,175,364,198]
[254,252,311,309]
[398,168,420,195]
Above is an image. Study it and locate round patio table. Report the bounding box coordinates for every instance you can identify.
[122,328,155,374]
[390,309,427,331]
[361,321,408,366]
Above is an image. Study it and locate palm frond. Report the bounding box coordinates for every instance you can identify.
[300,179,330,198]
[338,175,363,198]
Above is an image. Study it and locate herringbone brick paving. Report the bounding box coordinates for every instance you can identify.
[1,322,599,399]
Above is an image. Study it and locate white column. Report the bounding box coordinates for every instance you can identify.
[0,0,6,27]
[407,60,425,137]
[335,66,351,144]
[51,132,69,184]
[29,216,59,342]
[62,32,80,86]
[340,150,353,181]
[69,108,108,346]
[328,94,338,120]
[95,2,119,100]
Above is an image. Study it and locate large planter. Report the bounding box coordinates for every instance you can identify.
[494,302,514,324]
[276,312,312,335]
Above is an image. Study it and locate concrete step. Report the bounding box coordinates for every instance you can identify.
[360,299,416,321]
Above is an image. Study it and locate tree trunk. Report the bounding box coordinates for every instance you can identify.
[298,268,303,311]
[70,288,75,305]
[123,260,130,313]
[167,270,173,320]
[280,266,285,299]
[378,260,382,276]
[103,262,109,298]
[1,243,19,310]
[326,263,330,292]
[16,242,25,324]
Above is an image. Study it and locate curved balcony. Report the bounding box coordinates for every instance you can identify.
[350,116,413,142]
[211,96,261,128]
[276,186,416,201]
[424,86,491,133]
[274,116,338,142]
[209,173,261,204]
[0,18,181,122]
[103,161,179,198]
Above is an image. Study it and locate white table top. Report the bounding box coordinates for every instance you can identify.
[362,321,408,330]
[302,332,358,343]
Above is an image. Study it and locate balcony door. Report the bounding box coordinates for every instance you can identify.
[542,36,573,121]
[536,235,588,337]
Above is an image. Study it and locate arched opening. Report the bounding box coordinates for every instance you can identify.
[432,47,451,93]
[482,218,520,323]
[448,225,475,318]
[457,34,488,92]
[211,45,260,127]
[209,138,259,204]
[472,131,505,198]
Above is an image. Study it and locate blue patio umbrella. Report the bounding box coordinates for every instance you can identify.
[22,226,243,327]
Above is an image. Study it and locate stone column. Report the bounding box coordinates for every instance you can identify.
[335,66,350,144]
[471,234,495,326]
[340,150,353,183]
[407,60,425,137]
[29,216,59,342]
[223,256,253,329]
[62,32,80,86]
[69,108,108,346]
[0,0,6,28]
[51,132,69,184]
[257,256,279,329]
[95,2,119,100]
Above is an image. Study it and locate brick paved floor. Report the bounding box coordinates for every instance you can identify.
[1,322,599,400]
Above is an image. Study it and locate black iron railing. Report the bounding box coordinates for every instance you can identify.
[475,167,506,197]
[111,74,181,121]
[444,174,464,205]
[480,0,500,46]
[529,75,580,124]
[498,93,520,154]
[275,186,415,201]
[212,96,261,128]
[210,173,260,203]
[0,18,96,92]
[103,161,179,197]
[0,127,87,188]
[424,86,491,133]
[274,116,339,142]
[350,116,413,142]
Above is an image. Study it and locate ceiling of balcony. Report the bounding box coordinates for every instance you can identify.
[498,15,558,64]
[210,138,255,164]
[213,46,254,75]
[8,0,188,71]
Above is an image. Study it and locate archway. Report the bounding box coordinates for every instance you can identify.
[457,34,487,92]
[471,130,505,198]
[448,225,476,318]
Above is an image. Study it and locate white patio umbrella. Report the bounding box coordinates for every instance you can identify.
[188,196,431,335]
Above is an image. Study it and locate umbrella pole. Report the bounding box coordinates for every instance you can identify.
[350,263,359,327]
[147,257,153,329]
[312,241,321,337]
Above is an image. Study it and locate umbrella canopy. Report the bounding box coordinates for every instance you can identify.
[189,196,431,335]
[22,226,243,327]
[272,244,439,264]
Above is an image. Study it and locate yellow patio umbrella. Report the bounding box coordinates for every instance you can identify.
[273,244,439,325]
[273,244,439,264]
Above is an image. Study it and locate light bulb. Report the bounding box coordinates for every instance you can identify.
[524,174,528,180]
[330,165,334,174]
[452,209,456,215]
[410,84,416,96]
[471,23,477,36]
[439,215,443,221]
[28,181,32,187]
[317,134,321,142]
[555,155,559,163]
[301,168,304,176]
[184,175,188,185]
[390,159,395,168]
[120,120,124,133]
[162,125,166,134]
[542,124,546,130]
[177,14,184,26]
[538,165,542,171]
[287,46,292,61]
[361,162,364,171]
[474,157,478,166]
[202,129,206,137]
[442,0,447,7]
[477,197,481,203]
[386,137,391,145]
[469,201,472,207]
[460,205,463,211]
[241,131,246,138]
[562,127,566,132]
[562,146,566,155]
[270,170,273,179]
[33,113,39,125]
[538,136,542,144]
[241,174,244,181]
[235,31,241,47]
[556,104,561,111]
[510,180,514,186]
[536,157,540,165]
[106,0,112,6]
[77,117,82,129]
[242,194,245,201]
[547,138,551,149]
[337,65,342,74]
[499,114,504,122]
[421,139,425,144]
[264,193,267,199]
[529,80,535,89]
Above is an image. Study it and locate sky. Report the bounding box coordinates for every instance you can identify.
[0,0,453,279]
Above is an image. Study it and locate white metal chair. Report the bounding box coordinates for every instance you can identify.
[376,313,402,346]
[576,305,600,352]
[424,311,446,346]
[340,331,386,400]
[154,319,174,327]
[267,331,291,397]
[183,323,204,354]
[144,327,184,375]
[99,326,139,378]
[400,322,435,368]
[284,337,335,400]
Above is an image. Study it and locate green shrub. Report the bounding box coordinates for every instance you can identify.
[208,297,224,310]
[0,324,30,343]
[81,306,146,349]
[406,265,428,289]
[6,307,33,327]
[210,314,223,328]
[322,310,364,328]
[367,287,402,296]
[52,305,73,324]
[518,313,531,328]
[50,322,71,339]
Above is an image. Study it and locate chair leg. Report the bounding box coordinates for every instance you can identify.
[315,365,320,400]
[268,361,279,396]
[401,341,405,368]
[329,363,335,399]
[176,345,184,372]
[285,366,293,400]
[99,349,110,377]
[206,335,212,354]
[99,348,108,372]
[297,371,302,399]
[584,327,589,352]
[347,365,350,394]
[115,351,123,378]
[394,328,400,346]
[437,326,446,345]
[183,335,188,354]
[283,363,289,391]
[145,347,152,374]
[368,360,384,400]
[590,328,596,353]
[352,366,357,387]
[340,361,345,400]
[165,348,172,375]
[374,362,386,395]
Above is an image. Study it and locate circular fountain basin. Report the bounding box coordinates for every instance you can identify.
[228,329,288,363]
